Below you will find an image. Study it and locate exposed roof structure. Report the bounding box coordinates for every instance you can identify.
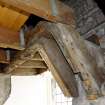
[0,0,105,105]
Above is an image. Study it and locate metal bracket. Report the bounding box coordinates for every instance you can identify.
[50,0,58,16]
[6,50,10,61]
[19,29,25,49]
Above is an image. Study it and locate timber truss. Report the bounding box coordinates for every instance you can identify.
[0,0,105,105]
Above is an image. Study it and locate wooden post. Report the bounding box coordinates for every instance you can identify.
[0,26,25,50]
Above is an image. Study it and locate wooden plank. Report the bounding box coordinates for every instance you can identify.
[11,14,28,31]
[4,50,47,73]
[21,52,43,61]
[4,32,78,97]
[27,33,78,97]
[0,26,24,50]
[0,0,75,25]
[19,61,47,69]
[11,68,47,76]
[0,49,9,64]
[40,21,105,99]
[0,5,28,31]
[25,29,78,97]
[11,68,38,75]
[33,52,43,61]
[38,37,78,97]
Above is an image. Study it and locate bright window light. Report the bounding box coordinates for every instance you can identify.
[4,72,52,105]
[3,71,72,105]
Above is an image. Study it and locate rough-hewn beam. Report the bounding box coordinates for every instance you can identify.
[0,5,29,31]
[19,61,47,69]
[20,52,43,61]
[11,68,38,75]
[27,33,78,97]
[4,32,78,97]
[11,68,47,76]
[39,21,105,99]
[0,26,24,50]
[38,37,78,97]
[0,0,75,25]
[6,52,46,75]
[4,51,47,74]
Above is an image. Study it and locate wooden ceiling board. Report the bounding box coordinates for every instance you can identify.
[0,26,25,50]
[0,0,74,25]
[0,5,29,31]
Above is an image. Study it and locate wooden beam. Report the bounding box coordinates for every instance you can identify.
[4,50,47,74]
[19,61,47,69]
[0,5,29,31]
[20,52,43,61]
[32,52,43,61]
[5,50,47,75]
[11,68,47,76]
[4,32,78,97]
[37,37,78,97]
[39,21,105,99]
[0,26,24,50]
[11,68,37,75]
[0,0,75,25]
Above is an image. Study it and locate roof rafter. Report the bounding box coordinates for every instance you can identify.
[0,0,75,25]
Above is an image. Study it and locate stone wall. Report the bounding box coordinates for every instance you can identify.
[62,0,105,38]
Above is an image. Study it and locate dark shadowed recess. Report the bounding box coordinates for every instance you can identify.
[25,14,43,27]
[94,0,105,15]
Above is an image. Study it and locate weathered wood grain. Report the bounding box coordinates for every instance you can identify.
[27,33,78,97]
[11,68,37,75]
[19,61,47,69]
[39,21,105,99]
[0,26,24,50]
[0,5,28,31]
[4,31,78,97]
[0,0,75,25]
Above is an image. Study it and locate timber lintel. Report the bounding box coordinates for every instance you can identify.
[0,0,75,25]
